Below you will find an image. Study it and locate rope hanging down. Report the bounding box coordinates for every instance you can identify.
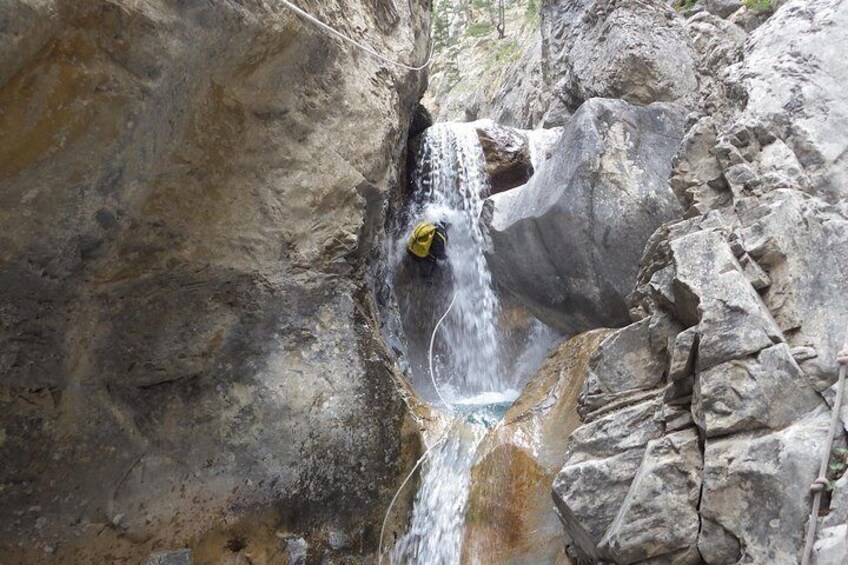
[377,291,458,563]
[279,0,434,71]
[801,324,848,565]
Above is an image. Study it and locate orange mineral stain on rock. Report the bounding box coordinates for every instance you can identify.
[461,329,613,564]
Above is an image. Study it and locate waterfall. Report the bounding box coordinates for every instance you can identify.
[386,123,555,564]
[391,422,486,565]
[393,122,503,399]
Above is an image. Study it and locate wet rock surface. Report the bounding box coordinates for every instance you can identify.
[0,0,429,561]
[474,120,534,195]
[463,329,612,565]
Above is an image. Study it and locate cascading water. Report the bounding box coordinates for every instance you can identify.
[386,122,558,564]
[393,123,503,400]
[386,123,513,565]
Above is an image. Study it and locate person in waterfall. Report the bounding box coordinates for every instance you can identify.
[406,220,448,278]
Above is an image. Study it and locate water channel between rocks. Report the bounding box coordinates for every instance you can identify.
[387,123,556,564]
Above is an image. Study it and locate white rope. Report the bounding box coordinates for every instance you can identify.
[429,291,458,411]
[279,0,434,71]
[377,290,458,563]
[377,428,449,565]
[801,324,848,565]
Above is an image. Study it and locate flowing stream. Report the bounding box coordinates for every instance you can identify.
[387,123,554,564]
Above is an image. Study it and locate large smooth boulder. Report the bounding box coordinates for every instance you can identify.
[541,0,697,110]
[461,330,612,565]
[0,0,429,561]
[473,120,534,195]
[484,98,686,333]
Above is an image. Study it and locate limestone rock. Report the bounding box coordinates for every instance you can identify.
[668,327,698,381]
[736,190,848,389]
[474,120,534,195]
[285,537,308,565]
[541,0,698,110]
[484,98,686,333]
[704,0,744,18]
[693,344,823,437]
[146,550,192,565]
[824,474,848,530]
[813,525,848,565]
[599,430,703,563]
[0,0,429,561]
[585,317,671,397]
[565,396,665,464]
[553,447,646,559]
[545,1,848,562]
[669,230,783,368]
[699,409,834,564]
[424,2,555,128]
[724,0,848,203]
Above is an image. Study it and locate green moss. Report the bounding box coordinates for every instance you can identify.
[466,21,493,37]
[744,0,774,12]
[524,0,540,24]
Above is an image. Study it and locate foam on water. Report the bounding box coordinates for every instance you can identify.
[389,123,524,564]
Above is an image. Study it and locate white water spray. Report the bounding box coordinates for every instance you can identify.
[385,123,555,564]
[395,123,502,399]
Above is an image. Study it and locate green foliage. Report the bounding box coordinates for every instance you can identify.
[826,447,848,491]
[744,0,774,11]
[492,39,520,66]
[525,0,540,23]
[467,21,493,37]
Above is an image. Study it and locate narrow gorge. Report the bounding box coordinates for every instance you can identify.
[1,1,847,564]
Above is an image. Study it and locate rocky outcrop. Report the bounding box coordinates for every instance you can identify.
[474,121,534,194]
[423,0,558,128]
[0,0,429,562]
[462,329,613,564]
[541,0,698,111]
[484,98,686,333]
[547,0,848,562]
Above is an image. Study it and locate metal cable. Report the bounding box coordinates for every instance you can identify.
[280,0,434,71]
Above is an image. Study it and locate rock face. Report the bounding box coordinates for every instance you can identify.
[0,0,429,562]
[462,329,613,565]
[423,0,558,128]
[547,0,848,563]
[474,120,534,195]
[484,98,686,333]
[541,0,698,111]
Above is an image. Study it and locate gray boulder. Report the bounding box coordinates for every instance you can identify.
[541,0,698,110]
[722,0,848,203]
[484,98,686,333]
[599,430,703,563]
[699,409,835,564]
[703,0,744,18]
